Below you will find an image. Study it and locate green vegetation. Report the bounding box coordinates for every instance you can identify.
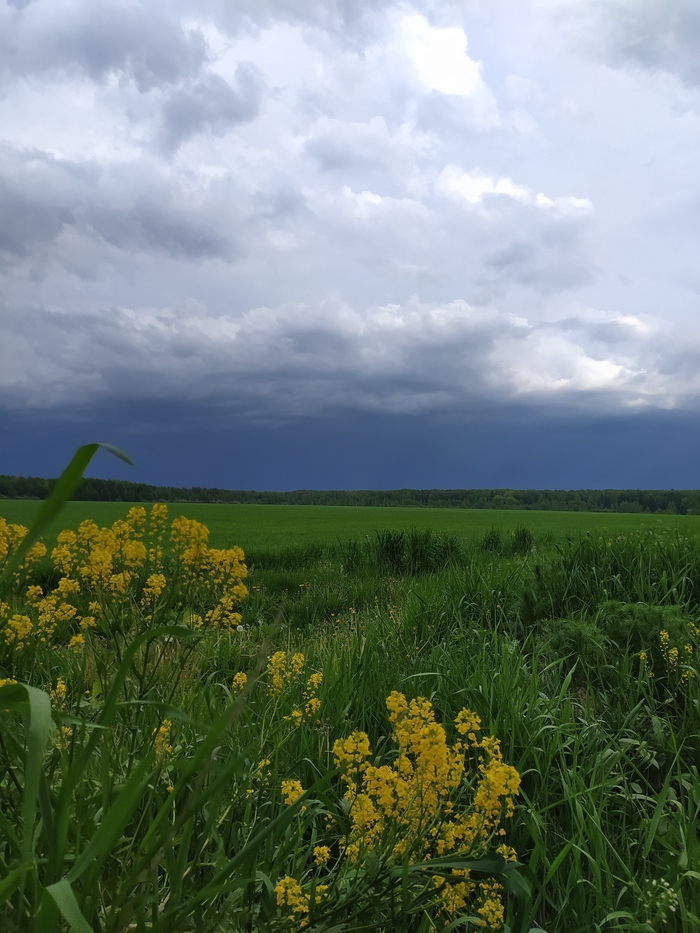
[1,478,699,931]
[4,472,700,514]
[3,498,700,556]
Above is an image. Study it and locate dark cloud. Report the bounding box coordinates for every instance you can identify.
[0,177,72,259]
[1,0,208,89]
[0,146,234,263]
[566,0,700,86]
[82,200,232,259]
[1,0,700,462]
[4,402,700,490]
[158,65,265,151]
[205,0,402,48]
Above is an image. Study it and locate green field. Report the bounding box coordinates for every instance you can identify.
[2,498,699,931]
[2,498,698,553]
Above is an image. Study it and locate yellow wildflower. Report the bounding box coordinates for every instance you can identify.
[4,614,33,649]
[275,876,309,926]
[50,677,67,707]
[281,778,305,806]
[68,633,85,652]
[141,573,167,608]
[267,650,306,693]
[232,671,248,693]
[153,719,173,758]
[455,708,481,742]
[313,845,331,866]
[476,880,505,929]
[56,577,80,597]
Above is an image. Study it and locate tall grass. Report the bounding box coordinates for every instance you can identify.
[2,463,699,931]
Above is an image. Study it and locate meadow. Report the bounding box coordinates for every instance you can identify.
[1,491,699,932]
[2,498,697,553]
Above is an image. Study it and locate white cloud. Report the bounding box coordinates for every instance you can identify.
[437,164,592,214]
[400,14,485,97]
[437,165,531,204]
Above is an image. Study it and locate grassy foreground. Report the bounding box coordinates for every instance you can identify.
[1,502,699,932]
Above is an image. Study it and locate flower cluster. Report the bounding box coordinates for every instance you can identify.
[659,627,695,683]
[267,651,305,694]
[274,876,328,927]
[0,518,47,576]
[153,719,173,758]
[0,505,249,665]
[275,692,520,929]
[266,651,323,728]
[334,693,519,861]
[641,620,699,687]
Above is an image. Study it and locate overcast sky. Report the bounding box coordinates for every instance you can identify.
[2,0,700,489]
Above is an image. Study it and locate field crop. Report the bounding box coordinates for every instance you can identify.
[2,498,698,553]
[1,494,699,932]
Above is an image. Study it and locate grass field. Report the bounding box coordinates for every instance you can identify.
[2,498,698,553]
[2,498,699,932]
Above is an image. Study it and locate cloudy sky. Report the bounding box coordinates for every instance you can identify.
[2,0,700,489]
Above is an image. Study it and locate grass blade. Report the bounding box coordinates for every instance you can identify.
[44,879,94,933]
[0,683,53,862]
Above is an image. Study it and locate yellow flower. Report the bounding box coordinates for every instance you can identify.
[306,672,323,691]
[455,708,481,741]
[50,677,67,707]
[141,573,167,608]
[285,709,303,727]
[476,880,505,929]
[126,506,147,534]
[313,845,331,865]
[232,671,248,693]
[3,614,33,649]
[281,778,305,806]
[275,876,309,926]
[55,725,74,752]
[0,677,17,688]
[267,650,306,693]
[153,719,173,758]
[56,576,80,597]
[256,758,271,784]
[303,671,323,717]
[334,690,520,905]
[68,633,85,652]
[333,731,371,773]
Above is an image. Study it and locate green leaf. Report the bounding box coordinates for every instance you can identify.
[1,683,53,863]
[0,865,26,904]
[45,879,94,933]
[0,442,132,588]
[67,755,153,884]
[642,767,673,859]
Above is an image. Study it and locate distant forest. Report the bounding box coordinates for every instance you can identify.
[2,474,700,514]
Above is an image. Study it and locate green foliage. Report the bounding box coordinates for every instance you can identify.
[2,460,700,932]
[4,473,700,515]
[3,498,699,559]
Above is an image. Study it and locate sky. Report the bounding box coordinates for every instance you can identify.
[2,0,700,490]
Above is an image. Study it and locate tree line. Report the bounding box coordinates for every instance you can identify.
[2,474,700,514]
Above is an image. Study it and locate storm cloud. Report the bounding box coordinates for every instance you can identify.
[2,0,700,484]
